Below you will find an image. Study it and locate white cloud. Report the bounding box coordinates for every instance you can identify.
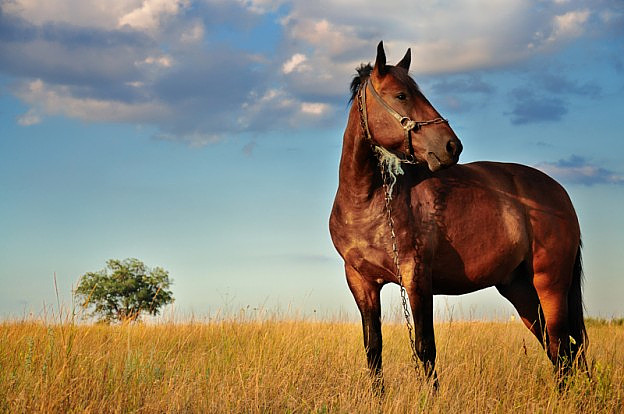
[17,108,41,126]
[284,18,365,57]
[282,53,308,74]
[16,79,168,123]
[240,88,294,114]
[300,102,328,115]
[547,9,590,43]
[2,0,139,27]
[118,0,189,31]
[529,9,591,50]
[180,21,205,44]
[239,87,333,130]
[270,0,618,111]
[280,0,540,74]
[141,55,174,68]
[536,156,624,186]
[278,1,614,104]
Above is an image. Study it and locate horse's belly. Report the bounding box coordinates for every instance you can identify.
[431,202,528,295]
[432,248,523,294]
[432,258,519,295]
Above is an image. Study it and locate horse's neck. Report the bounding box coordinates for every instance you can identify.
[337,106,380,201]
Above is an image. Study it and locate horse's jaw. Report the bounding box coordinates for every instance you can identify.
[426,151,459,172]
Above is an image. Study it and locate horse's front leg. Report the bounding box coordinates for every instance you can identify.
[406,266,438,389]
[345,264,384,394]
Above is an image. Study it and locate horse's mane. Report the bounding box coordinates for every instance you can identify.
[349,63,420,103]
[349,63,373,103]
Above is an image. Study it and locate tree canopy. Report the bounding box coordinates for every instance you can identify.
[75,258,174,323]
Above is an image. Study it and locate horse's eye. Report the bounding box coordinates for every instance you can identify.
[396,93,407,101]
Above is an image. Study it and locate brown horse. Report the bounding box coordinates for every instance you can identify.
[329,42,587,391]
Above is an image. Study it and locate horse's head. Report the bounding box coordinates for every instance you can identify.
[356,41,462,172]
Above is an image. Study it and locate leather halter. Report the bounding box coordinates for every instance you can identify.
[358,78,448,164]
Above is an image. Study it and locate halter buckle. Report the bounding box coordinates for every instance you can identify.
[402,153,416,164]
[399,117,417,131]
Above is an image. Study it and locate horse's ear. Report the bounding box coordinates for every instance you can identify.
[374,41,387,76]
[397,48,411,71]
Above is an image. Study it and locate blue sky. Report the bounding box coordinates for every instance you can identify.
[1,0,623,320]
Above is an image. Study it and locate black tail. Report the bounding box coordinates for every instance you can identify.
[568,242,588,369]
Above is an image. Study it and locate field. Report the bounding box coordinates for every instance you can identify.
[1,316,622,413]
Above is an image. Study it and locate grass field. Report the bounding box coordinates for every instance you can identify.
[1,316,622,413]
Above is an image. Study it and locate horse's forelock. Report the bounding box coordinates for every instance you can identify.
[349,63,419,103]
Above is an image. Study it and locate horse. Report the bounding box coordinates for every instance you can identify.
[329,41,587,391]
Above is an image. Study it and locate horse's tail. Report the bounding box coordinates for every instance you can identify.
[568,241,588,369]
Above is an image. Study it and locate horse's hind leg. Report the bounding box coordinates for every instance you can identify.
[533,271,573,379]
[496,266,547,348]
[345,265,384,394]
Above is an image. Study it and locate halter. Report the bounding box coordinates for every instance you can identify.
[357,78,448,164]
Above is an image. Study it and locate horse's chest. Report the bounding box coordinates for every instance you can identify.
[330,205,412,280]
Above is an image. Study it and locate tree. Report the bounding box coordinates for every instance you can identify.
[75,258,174,323]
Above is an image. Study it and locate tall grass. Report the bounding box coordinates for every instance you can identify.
[1,316,622,412]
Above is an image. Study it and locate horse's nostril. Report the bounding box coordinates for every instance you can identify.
[446,140,457,156]
[446,139,462,158]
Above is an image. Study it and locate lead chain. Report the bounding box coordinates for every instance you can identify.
[379,162,420,370]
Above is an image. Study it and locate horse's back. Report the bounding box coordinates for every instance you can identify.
[462,161,579,235]
[448,161,577,220]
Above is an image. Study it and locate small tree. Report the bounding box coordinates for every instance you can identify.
[75,258,174,323]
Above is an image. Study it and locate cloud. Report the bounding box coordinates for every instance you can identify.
[15,79,170,123]
[300,102,328,115]
[536,72,601,98]
[0,0,622,144]
[529,9,591,51]
[142,55,174,68]
[272,0,620,110]
[1,0,137,27]
[118,0,189,31]
[505,69,601,124]
[275,1,602,79]
[431,75,495,96]
[238,88,335,132]
[507,88,568,124]
[0,10,154,89]
[1,2,280,140]
[535,155,624,186]
[547,10,590,43]
[179,21,204,44]
[428,74,495,112]
[282,53,308,74]
[17,108,41,126]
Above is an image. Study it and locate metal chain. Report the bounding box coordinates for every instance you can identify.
[379,162,421,369]
[416,117,448,128]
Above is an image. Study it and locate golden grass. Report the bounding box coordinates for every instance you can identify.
[1,317,622,413]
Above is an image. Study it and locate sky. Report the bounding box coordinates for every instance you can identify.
[1,0,623,321]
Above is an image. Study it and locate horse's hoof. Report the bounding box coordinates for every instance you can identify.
[372,378,385,398]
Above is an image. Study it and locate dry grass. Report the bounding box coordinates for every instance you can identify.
[1,316,622,413]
